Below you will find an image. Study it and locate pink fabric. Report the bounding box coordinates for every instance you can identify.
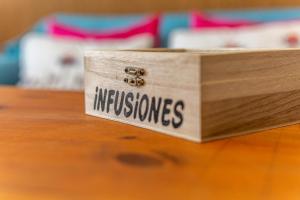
[47,15,160,41]
[190,12,256,29]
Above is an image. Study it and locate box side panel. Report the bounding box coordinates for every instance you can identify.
[84,51,201,142]
[202,50,300,85]
[202,89,300,141]
[201,50,300,141]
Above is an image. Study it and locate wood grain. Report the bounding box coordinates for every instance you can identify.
[1,86,300,199]
[84,51,201,142]
[201,49,300,140]
[1,0,300,44]
[202,89,300,139]
[85,49,300,141]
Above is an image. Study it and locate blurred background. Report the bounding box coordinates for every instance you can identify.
[2,0,300,90]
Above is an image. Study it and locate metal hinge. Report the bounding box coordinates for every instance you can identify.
[124,67,145,87]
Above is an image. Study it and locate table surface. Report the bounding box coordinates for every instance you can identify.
[1,86,300,200]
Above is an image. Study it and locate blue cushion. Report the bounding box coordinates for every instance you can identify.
[4,39,20,59]
[0,13,189,85]
[4,8,300,85]
[31,9,300,48]
[210,8,300,22]
[0,54,19,85]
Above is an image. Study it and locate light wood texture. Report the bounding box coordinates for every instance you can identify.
[1,0,300,45]
[201,49,300,140]
[85,49,300,142]
[85,51,201,142]
[1,86,300,199]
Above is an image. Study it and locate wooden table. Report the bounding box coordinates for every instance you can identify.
[0,87,300,200]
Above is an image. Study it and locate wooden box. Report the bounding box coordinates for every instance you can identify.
[84,49,300,142]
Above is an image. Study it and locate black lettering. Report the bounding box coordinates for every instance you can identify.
[161,99,173,126]
[93,86,98,110]
[172,101,184,128]
[124,92,134,117]
[138,94,149,121]
[106,90,115,113]
[114,91,125,116]
[133,93,140,119]
[94,88,184,128]
[97,88,107,112]
[148,97,162,123]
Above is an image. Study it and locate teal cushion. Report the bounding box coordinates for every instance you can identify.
[210,8,300,22]
[0,54,19,85]
[4,9,300,85]
[31,9,300,48]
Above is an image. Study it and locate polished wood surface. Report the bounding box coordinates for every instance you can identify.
[1,86,300,199]
[1,0,300,44]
